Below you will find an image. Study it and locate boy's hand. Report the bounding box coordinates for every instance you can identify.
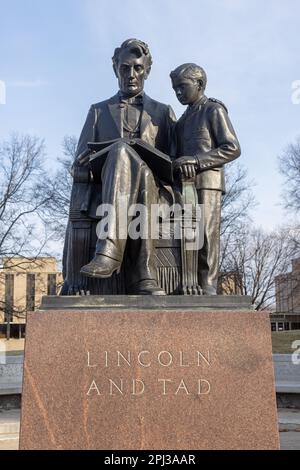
[173,156,198,179]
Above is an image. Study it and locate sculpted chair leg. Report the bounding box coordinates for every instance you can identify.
[66,220,92,295]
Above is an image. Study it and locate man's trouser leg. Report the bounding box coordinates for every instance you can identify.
[96,141,159,284]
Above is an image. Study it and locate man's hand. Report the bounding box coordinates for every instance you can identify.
[173,156,198,180]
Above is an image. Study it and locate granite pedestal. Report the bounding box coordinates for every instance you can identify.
[20,296,279,450]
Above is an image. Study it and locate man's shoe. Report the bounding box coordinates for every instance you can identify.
[202,285,217,295]
[80,254,121,279]
[134,280,166,296]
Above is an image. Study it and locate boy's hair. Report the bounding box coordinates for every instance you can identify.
[112,39,152,77]
[170,63,207,90]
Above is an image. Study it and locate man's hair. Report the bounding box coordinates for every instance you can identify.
[112,39,153,77]
[170,63,207,90]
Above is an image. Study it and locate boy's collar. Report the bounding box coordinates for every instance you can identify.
[188,94,207,111]
[182,95,208,120]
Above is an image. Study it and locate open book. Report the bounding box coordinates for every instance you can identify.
[87,138,173,184]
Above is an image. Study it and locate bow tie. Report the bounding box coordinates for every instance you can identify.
[119,93,144,106]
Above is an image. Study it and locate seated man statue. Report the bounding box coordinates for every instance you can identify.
[171,63,241,295]
[62,39,176,295]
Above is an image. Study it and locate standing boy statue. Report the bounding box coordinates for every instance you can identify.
[171,64,241,295]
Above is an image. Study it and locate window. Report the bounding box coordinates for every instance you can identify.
[278,322,284,331]
[26,274,35,311]
[5,274,14,322]
[47,274,57,295]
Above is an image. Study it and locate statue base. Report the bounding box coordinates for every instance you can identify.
[20,296,279,450]
[40,294,253,311]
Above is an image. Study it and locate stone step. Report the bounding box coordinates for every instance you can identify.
[0,435,19,450]
[0,433,19,441]
[0,410,20,435]
[0,422,20,434]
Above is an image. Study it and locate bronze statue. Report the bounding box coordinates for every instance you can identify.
[171,63,241,295]
[62,39,176,295]
[61,44,241,297]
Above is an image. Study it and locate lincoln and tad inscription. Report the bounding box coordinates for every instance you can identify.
[86,349,211,396]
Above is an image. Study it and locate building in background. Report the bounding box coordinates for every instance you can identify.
[0,257,62,338]
[271,258,300,332]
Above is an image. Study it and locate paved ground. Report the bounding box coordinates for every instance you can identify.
[0,410,20,451]
[0,408,299,450]
[278,408,300,450]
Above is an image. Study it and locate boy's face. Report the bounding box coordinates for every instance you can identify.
[172,76,202,105]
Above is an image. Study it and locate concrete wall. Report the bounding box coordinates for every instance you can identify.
[0,356,23,395]
[273,354,300,393]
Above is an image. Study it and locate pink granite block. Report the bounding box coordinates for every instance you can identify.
[20,310,279,450]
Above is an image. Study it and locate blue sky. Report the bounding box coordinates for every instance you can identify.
[0,0,300,230]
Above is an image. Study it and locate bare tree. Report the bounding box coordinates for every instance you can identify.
[279,136,300,212]
[0,134,57,326]
[0,134,54,262]
[220,162,256,271]
[220,225,298,310]
[40,135,75,242]
[221,162,255,234]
